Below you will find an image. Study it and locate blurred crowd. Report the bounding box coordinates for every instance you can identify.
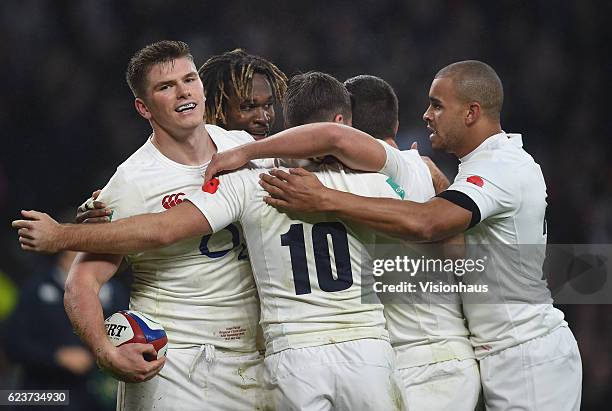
[0,0,610,409]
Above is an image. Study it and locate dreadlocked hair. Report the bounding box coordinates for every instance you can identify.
[198,49,288,126]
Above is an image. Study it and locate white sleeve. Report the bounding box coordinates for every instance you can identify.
[219,129,272,168]
[228,129,255,144]
[377,141,435,202]
[446,164,517,222]
[227,130,274,168]
[251,158,276,168]
[185,173,248,233]
[97,167,145,221]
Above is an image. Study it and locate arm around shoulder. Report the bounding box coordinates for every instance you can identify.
[251,122,386,170]
[409,197,472,242]
[56,201,212,254]
[326,192,472,242]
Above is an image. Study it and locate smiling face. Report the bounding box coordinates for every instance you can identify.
[135,57,206,137]
[224,73,275,140]
[422,77,468,154]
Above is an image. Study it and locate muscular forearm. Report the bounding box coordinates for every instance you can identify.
[56,202,210,254]
[247,123,386,171]
[55,213,169,254]
[61,253,166,383]
[64,278,113,358]
[319,190,433,241]
[320,189,468,242]
[63,258,118,360]
[16,201,210,254]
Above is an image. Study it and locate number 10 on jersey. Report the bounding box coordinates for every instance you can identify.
[281,222,354,295]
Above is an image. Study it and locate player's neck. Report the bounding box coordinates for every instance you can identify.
[151,124,217,166]
[455,122,502,158]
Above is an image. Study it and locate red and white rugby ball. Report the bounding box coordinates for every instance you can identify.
[104,310,168,360]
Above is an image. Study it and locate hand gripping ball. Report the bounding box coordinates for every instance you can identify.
[104,310,168,360]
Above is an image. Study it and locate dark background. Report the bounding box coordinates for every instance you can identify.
[1,1,610,409]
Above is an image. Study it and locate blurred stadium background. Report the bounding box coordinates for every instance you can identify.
[0,1,610,409]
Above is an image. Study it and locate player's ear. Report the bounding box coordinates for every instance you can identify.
[135,98,152,120]
[465,102,481,126]
[333,113,345,124]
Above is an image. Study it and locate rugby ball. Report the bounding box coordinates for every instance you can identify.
[104,310,168,360]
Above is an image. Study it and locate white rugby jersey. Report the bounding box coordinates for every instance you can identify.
[97,124,260,351]
[441,132,566,359]
[378,142,475,368]
[187,161,402,355]
[378,142,436,202]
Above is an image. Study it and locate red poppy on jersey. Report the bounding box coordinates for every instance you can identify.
[202,177,220,194]
[467,175,484,187]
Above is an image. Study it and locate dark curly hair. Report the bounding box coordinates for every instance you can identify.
[198,49,287,126]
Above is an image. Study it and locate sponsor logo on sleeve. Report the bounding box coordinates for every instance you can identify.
[385,177,405,199]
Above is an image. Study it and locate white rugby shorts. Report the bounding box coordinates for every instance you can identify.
[117,345,265,410]
[262,338,406,411]
[480,326,582,411]
[397,358,481,411]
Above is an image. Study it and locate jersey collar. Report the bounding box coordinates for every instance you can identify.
[459,131,517,162]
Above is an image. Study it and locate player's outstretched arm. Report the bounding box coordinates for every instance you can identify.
[12,201,212,254]
[64,252,164,382]
[261,168,472,242]
[204,122,387,182]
